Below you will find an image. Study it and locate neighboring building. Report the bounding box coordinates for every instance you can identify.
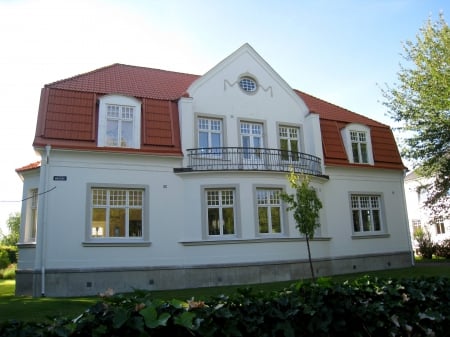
[16,44,412,297]
[404,170,450,251]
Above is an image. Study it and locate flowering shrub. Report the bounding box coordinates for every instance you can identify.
[1,276,450,336]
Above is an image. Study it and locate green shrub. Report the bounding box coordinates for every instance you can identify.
[1,264,16,280]
[435,239,450,259]
[0,250,10,269]
[1,276,450,336]
[414,227,435,259]
[0,246,17,264]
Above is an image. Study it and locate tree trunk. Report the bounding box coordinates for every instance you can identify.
[305,234,315,281]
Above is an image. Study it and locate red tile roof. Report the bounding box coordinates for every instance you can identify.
[16,161,41,173]
[32,63,404,170]
[47,64,199,101]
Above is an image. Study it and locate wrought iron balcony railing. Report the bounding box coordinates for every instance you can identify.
[176,147,322,176]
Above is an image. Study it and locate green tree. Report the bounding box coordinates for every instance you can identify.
[280,171,322,281]
[382,13,450,223]
[1,212,20,246]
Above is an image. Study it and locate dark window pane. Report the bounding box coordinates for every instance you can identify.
[222,208,235,234]
[208,208,220,235]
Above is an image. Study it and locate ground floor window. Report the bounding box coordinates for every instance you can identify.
[351,194,383,234]
[256,188,282,234]
[91,188,143,238]
[206,189,236,236]
[24,188,38,242]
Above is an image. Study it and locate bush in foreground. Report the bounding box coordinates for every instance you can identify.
[1,276,450,336]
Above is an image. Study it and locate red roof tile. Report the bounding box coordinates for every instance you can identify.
[16,161,41,173]
[47,64,199,101]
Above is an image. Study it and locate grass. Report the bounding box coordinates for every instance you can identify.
[1,263,449,322]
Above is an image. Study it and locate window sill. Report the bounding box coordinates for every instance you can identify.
[82,240,151,247]
[180,237,331,246]
[17,243,37,248]
[351,233,390,239]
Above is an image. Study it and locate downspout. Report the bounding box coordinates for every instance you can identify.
[401,169,415,266]
[39,145,51,296]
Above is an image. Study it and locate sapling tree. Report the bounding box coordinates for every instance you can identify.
[281,171,322,281]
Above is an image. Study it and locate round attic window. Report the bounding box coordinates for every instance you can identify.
[239,77,257,93]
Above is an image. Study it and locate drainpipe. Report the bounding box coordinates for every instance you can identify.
[401,169,415,266]
[39,145,51,296]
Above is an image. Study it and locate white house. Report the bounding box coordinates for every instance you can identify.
[16,44,413,297]
[404,170,450,249]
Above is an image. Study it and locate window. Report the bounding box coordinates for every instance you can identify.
[24,188,38,242]
[239,76,257,93]
[106,104,134,147]
[98,95,141,149]
[436,221,446,235]
[257,189,282,234]
[90,188,144,239]
[412,219,422,232]
[279,126,300,161]
[341,124,373,165]
[206,189,235,236]
[351,194,383,234]
[350,131,369,163]
[198,118,222,153]
[240,122,263,160]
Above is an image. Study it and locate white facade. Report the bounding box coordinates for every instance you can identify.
[404,171,450,248]
[16,44,412,297]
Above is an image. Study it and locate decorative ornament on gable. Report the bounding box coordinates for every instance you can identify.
[224,74,273,97]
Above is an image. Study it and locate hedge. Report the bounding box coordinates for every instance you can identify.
[1,276,449,336]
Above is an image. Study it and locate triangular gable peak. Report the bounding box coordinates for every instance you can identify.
[187,43,309,116]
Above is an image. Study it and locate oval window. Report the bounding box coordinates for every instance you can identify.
[239,77,257,93]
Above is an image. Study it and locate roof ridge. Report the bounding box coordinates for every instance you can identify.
[294,89,387,127]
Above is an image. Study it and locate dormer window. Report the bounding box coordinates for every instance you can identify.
[98,95,141,149]
[341,124,374,165]
[350,130,368,164]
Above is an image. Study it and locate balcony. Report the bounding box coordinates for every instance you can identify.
[174,147,323,176]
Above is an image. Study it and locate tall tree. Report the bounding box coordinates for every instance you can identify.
[382,13,450,222]
[281,172,322,281]
[1,212,20,246]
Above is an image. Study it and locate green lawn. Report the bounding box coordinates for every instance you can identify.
[1,264,449,322]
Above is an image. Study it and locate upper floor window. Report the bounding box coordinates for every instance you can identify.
[351,194,384,235]
[341,124,374,165]
[98,95,141,149]
[350,131,369,164]
[198,117,222,152]
[279,126,300,161]
[240,122,263,160]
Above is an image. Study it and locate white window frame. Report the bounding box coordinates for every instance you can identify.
[197,117,223,155]
[341,124,374,165]
[24,188,38,243]
[278,125,302,162]
[85,184,149,244]
[256,188,284,235]
[98,95,141,149]
[240,121,264,161]
[201,185,240,239]
[350,193,385,235]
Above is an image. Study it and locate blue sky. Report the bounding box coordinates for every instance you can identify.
[0,0,449,233]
